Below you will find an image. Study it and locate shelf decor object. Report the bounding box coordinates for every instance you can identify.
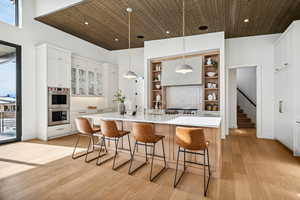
[149,61,166,109]
[175,0,193,74]
[203,53,220,111]
[113,89,126,115]
[123,7,138,79]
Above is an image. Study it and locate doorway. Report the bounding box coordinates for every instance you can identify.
[0,40,22,144]
[226,65,262,138]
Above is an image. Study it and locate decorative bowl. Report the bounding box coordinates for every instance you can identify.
[207,72,216,77]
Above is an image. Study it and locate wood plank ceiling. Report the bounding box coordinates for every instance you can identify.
[35,0,300,50]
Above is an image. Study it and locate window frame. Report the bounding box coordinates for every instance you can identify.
[0,40,22,144]
[14,0,19,26]
[0,0,20,26]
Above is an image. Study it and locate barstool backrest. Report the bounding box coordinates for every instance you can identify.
[75,118,93,135]
[132,122,155,143]
[100,120,120,137]
[176,127,206,150]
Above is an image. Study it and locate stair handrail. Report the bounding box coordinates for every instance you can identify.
[237,88,256,107]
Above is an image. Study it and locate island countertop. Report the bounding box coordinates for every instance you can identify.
[83,112,221,128]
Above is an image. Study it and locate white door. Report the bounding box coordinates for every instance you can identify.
[295,121,300,156]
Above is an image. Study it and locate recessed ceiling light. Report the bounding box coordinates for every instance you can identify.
[137,35,144,39]
[166,30,170,34]
[199,25,208,31]
[244,18,249,23]
[114,38,119,42]
[84,21,89,25]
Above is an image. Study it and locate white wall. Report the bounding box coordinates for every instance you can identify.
[144,32,226,138]
[112,48,144,110]
[35,0,83,16]
[237,67,257,103]
[0,0,115,140]
[226,34,280,139]
[228,69,237,128]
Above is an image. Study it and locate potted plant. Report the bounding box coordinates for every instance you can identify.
[113,89,126,115]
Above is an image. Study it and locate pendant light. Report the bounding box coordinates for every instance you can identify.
[123,7,138,79]
[175,0,193,74]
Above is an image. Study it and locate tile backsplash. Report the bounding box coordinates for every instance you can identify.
[166,85,202,110]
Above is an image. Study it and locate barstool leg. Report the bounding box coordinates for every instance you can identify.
[204,148,211,196]
[127,134,133,158]
[96,137,113,166]
[145,143,148,162]
[173,147,186,188]
[162,139,167,168]
[85,136,108,163]
[112,136,132,170]
[149,143,156,181]
[112,138,120,168]
[149,139,167,182]
[128,141,148,175]
[72,135,95,160]
[207,148,211,176]
[72,134,82,159]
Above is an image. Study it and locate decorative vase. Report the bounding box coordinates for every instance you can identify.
[118,103,126,115]
[206,57,213,65]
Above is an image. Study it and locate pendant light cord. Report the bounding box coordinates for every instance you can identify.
[182,0,186,61]
[128,10,131,50]
[128,9,132,70]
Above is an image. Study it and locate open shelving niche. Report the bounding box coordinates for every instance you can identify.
[149,61,166,109]
[149,51,220,111]
[203,53,220,111]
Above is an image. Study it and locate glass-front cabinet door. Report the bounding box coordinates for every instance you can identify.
[71,57,105,97]
[88,71,95,95]
[96,71,103,96]
[78,69,86,95]
[71,68,77,95]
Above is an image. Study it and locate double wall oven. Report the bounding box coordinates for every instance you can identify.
[48,87,70,126]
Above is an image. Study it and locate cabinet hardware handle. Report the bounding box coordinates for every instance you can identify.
[279,100,283,113]
[56,128,64,131]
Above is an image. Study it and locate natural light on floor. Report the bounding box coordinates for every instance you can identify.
[0,142,84,179]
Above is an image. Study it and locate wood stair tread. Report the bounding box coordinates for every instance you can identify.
[237,105,255,128]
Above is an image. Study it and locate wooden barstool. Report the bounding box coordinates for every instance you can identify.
[128,122,167,182]
[96,120,132,170]
[173,127,211,196]
[72,118,106,163]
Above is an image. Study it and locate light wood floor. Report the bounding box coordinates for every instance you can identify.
[1,128,300,200]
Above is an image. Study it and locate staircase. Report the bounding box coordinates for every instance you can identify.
[237,105,255,128]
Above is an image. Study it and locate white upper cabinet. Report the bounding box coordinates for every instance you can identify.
[71,55,105,97]
[47,46,71,88]
[94,63,104,96]
[274,28,292,72]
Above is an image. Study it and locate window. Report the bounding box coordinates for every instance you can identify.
[0,0,19,26]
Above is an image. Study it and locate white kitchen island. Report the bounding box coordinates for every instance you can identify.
[83,112,222,177]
